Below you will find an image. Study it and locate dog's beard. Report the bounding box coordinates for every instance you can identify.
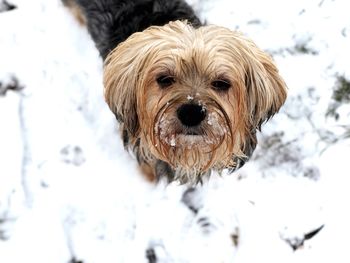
[145,98,244,183]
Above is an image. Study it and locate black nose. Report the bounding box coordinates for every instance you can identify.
[176,104,206,127]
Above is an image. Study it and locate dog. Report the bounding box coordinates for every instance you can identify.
[63,0,287,184]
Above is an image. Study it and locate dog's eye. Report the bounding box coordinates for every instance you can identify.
[211,79,231,91]
[156,75,175,88]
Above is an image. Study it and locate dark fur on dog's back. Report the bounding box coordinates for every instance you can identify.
[67,0,202,60]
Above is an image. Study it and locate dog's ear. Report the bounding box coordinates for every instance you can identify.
[103,33,148,137]
[244,45,287,130]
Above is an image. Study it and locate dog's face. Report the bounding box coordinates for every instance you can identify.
[104,21,287,183]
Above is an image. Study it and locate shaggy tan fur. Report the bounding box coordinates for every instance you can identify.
[104,21,287,183]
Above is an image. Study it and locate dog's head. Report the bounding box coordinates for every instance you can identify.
[104,20,287,183]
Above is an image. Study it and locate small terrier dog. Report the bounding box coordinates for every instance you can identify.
[64,0,287,183]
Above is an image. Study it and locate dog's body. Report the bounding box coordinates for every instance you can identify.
[64,0,287,184]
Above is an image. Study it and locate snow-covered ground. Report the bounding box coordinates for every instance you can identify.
[1,0,349,262]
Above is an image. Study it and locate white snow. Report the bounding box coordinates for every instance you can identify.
[170,135,176,147]
[1,0,350,262]
[207,112,224,131]
[186,95,194,101]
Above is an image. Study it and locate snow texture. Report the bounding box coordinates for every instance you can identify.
[1,0,350,262]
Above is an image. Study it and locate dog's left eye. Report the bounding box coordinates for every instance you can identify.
[211,79,231,91]
[156,75,175,88]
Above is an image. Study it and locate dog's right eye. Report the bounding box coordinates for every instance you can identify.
[156,75,175,88]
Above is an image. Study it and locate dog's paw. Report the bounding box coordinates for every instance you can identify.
[0,0,16,13]
[0,75,23,96]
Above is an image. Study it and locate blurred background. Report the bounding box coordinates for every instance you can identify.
[0,0,349,262]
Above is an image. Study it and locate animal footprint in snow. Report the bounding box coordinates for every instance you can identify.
[60,145,85,166]
[280,224,324,251]
[0,0,16,13]
[196,216,218,234]
[181,187,204,214]
[0,75,24,96]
